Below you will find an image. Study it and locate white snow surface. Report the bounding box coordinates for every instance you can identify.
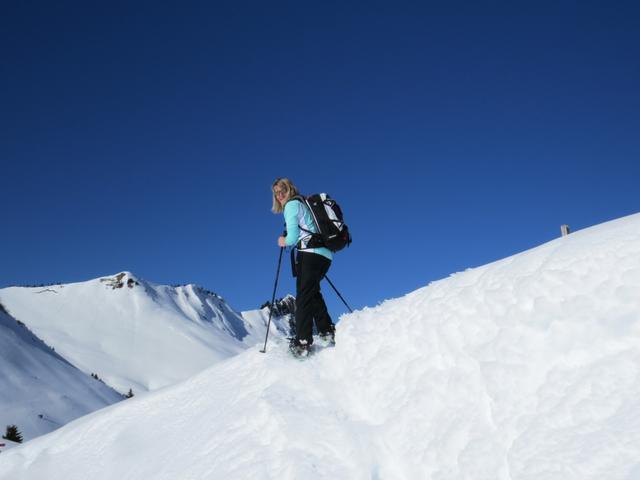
[0,273,283,396]
[3,213,640,479]
[0,306,123,442]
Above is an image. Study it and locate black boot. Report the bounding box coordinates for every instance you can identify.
[289,338,311,357]
[318,330,335,347]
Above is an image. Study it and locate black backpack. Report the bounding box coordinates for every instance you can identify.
[295,193,352,252]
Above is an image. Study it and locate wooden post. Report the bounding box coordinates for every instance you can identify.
[561,224,570,237]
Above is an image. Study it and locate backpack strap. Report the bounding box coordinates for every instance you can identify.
[293,195,323,233]
[288,195,322,249]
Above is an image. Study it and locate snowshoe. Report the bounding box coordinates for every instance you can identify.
[317,331,335,347]
[289,338,311,358]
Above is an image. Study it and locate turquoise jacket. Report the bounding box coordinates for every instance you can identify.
[283,199,333,261]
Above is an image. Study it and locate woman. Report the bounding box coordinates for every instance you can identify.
[272,178,335,356]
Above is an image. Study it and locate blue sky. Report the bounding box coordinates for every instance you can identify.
[2,2,639,318]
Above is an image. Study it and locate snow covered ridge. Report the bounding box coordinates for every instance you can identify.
[0,273,290,445]
[0,272,288,396]
[2,213,640,479]
[0,304,123,442]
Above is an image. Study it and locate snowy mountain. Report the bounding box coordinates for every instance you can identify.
[0,273,291,444]
[0,303,123,442]
[0,272,287,396]
[2,213,640,479]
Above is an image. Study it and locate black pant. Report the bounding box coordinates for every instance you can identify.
[295,251,334,344]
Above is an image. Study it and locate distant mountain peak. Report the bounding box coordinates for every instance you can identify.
[0,271,292,444]
[99,272,140,290]
[0,271,289,395]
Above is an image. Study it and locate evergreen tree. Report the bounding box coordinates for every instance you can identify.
[3,425,23,443]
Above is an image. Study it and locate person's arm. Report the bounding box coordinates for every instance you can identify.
[278,201,300,247]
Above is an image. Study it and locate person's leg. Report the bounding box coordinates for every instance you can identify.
[294,252,330,344]
[310,260,334,336]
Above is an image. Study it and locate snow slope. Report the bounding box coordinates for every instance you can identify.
[0,304,123,442]
[0,273,286,395]
[2,213,640,479]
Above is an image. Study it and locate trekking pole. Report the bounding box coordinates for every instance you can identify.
[260,247,285,353]
[324,275,354,313]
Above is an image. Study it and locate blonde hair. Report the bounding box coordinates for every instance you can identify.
[271,178,299,213]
